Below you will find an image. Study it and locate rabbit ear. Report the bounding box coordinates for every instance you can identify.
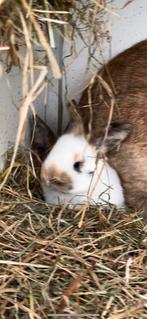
[65,100,85,135]
[30,114,56,162]
[95,123,131,153]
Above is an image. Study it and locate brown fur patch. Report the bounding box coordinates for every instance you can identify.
[41,165,73,191]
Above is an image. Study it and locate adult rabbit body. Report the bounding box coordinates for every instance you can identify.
[79,40,147,210]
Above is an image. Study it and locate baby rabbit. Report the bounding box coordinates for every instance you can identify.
[31,113,130,209]
[78,39,147,210]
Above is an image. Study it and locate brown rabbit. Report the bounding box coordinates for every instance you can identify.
[78,39,147,210]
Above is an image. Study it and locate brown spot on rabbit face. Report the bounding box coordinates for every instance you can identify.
[41,165,73,192]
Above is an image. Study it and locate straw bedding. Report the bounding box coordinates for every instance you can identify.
[0,152,147,318]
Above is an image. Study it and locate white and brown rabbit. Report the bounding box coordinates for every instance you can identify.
[31,113,130,209]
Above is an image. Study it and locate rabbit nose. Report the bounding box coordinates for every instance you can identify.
[42,169,59,186]
[41,165,57,186]
[41,165,73,191]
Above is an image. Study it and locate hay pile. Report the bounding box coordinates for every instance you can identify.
[0,0,107,74]
[0,152,147,319]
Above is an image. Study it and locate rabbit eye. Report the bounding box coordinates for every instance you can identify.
[73,161,83,173]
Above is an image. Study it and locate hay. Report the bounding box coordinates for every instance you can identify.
[0,151,147,319]
[0,0,108,70]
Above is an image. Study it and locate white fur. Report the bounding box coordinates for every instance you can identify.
[41,133,125,209]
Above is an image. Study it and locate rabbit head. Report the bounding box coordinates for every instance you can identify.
[31,108,131,208]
